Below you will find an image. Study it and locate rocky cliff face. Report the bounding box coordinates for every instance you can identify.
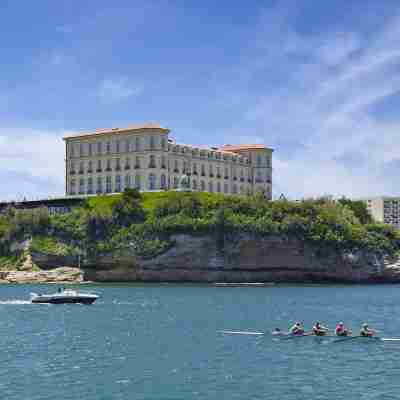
[72,233,400,283]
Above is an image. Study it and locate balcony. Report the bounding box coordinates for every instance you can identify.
[216,174,221,179]
[209,173,214,178]
[69,170,76,175]
[96,168,102,173]
[125,165,130,170]
[105,168,112,172]
[134,165,141,169]
[87,169,93,174]
[224,176,229,180]
[240,178,244,182]
[78,170,84,175]
[255,178,263,183]
[148,164,156,169]
[201,172,206,177]
[193,171,198,175]
[233,177,237,181]
[173,169,179,173]
[115,166,121,171]
[161,165,167,169]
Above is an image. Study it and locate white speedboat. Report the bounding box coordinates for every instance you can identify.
[30,288,99,304]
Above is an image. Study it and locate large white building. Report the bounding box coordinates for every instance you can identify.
[63,124,273,198]
[364,197,400,229]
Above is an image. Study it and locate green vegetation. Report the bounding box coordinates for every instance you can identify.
[1,190,399,262]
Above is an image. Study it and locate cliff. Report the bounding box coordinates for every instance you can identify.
[29,233,400,283]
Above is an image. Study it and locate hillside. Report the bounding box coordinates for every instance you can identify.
[0,190,399,282]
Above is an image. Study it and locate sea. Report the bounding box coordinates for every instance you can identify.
[0,283,399,400]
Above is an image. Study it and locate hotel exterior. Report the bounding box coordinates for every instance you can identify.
[364,197,400,229]
[63,124,273,198]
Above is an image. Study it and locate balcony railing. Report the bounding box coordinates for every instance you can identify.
[209,173,214,178]
[96,168,102,173]
[125,165,130,170]
[70,171,76,175]
[193,171,198,175]
[105,168,112,172]
[173,168,179,173]
[134,165,140,169]
[87,169,93,174]
[148,164,156,168]
[216,174,221,179]
[224,176,229,180]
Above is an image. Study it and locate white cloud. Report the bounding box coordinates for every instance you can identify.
[97,78,143,102]
[0,128,66,201]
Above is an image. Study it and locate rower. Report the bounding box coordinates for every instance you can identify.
[312,322,329,336]
[289,322,305,335]
[335,322,351,337]
[360,323,376,337]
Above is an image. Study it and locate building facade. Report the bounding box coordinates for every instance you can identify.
[364,197,400,229]
[63,124,273,198]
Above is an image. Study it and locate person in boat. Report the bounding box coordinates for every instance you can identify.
[312,322,329,336]
[335,322,351,337]
[360,323,376,337]
[289,322,305,335]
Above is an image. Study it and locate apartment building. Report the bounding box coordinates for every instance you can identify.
[63,123,273,198]
[364,197,400,229]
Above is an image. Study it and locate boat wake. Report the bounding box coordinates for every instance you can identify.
[0,300,32,305]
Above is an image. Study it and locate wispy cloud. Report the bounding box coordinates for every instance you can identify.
[212,4,400,199]
[97,78,143,103]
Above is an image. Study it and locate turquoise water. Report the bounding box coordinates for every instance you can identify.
[1,284,400,399]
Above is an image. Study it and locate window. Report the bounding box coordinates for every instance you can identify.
[87,178,93,194]
[106,159,111,171]
[150,136,155,150]
[217,166,221,178]
[193,163,197,175]
[224,184,229,193]
[224,167,229,179]
[97,142,102,154]
[136,137,141,151]
[125,158,131,170]
[174,160,179,173]
[217,182,221,193]
[97,160,102,172]
[183,161,188,174]
[232,184,238,194]
[209,182,213,192]
[70,179,76,195]
[148,173,156,190]
[149,155,156,168]
[257,155,262,167]
[125,139,130,153]
[88,143,93,156]
[173,177,179,189]
[161,137,166,150]
[88,160,93,173]
[97,177,103,193]
[200,181,205,191]
[79,143,84,157]
[79,161,84,174]
[160,174,166,189]
[266,156,270,168]
[116,158,121,171]
[135,175,141,190]
[256,170,262,183]
[161,156,166,169]
[209,165,213,177]
[106,176,112,193]
[79,178,85,194]
[70,144,75,157]
[135,156,141,168]
[115,175,121,192]
[106,141,111,154]
[125,175,131,189]
[192,180,197,190]
[70,162,76,175]
[201,165,205,176]
[116,140,120,153]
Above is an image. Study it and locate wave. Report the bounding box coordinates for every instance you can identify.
[0,300,32,305]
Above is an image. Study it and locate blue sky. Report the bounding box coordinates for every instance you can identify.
[1,0,400,200]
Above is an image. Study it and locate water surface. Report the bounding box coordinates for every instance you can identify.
[0,284,399,399]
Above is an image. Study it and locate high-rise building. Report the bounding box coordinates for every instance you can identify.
[363,197,400,228]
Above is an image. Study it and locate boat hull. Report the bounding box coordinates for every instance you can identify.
[31,296,97,304]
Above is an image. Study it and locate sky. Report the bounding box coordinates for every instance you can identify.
[1,0,400,201]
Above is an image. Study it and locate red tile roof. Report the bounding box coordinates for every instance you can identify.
[63,123,169,140]
[219,144,271,152]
